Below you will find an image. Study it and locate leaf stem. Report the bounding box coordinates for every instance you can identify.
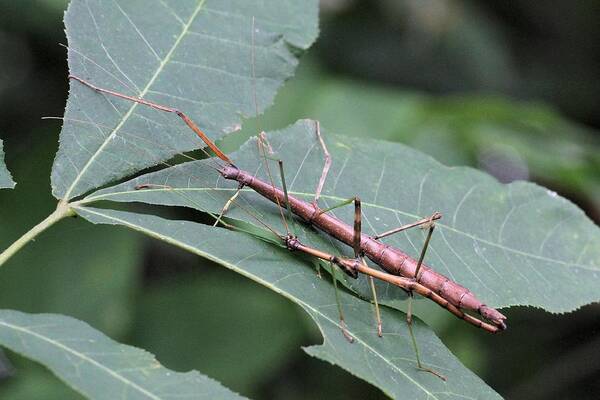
[0,201,74,267]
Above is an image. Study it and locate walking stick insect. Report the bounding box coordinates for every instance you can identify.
[65,17,505,382]
[68,73,507,381]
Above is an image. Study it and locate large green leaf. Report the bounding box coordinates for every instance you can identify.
[0,310,245,400]
[84,120,600,313]
[73,206,502,399]
[0,139,15,189]
[52,0,318,200]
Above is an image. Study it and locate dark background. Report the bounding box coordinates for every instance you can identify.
[1,0,599,399]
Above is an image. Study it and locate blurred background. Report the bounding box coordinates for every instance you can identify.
[1,0,599,398]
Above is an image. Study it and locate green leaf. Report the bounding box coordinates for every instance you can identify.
[0,310,245,400]
[73,206,502,399]
[0,139,15,189]
[53,0,318,200]
[85,120,600,314]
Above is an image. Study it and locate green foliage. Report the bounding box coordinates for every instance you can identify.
[74,207,502,399]
[0,310,245,400]
[0,140,15,189]
[1,0,599,399]
[53,0,318,200]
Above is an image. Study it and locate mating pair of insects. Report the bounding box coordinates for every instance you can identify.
[69,75,507,381]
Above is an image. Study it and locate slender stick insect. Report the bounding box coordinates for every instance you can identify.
[69,73,508,379]
[65,19,506,382]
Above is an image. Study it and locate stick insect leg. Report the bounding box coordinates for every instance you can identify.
[373,212,441,240]
[135,184,239,233]
[277,160,297,236]
[317,196,384,337]
[312,120,331,207]
[414,217,436,279]
[370,209,446,377]
[353,198,383,337]
[255,132,292,236]
[374,212,440,280]
[380,212,445,380]
[406,293,447,381]
[213,183,244,227]
[277,155,353,342]
[331,260,354,343]
[367,259,383,337]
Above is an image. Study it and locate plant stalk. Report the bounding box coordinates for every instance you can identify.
[0,201,74,267]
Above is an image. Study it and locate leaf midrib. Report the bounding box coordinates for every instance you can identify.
[63,0,207,200]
